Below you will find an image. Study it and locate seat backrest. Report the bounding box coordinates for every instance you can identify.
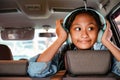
[0,44,13,60]
[0,60,28,76]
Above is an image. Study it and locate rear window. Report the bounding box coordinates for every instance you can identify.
[0,28,57,60]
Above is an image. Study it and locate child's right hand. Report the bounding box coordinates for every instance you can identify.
[56,19,68,42]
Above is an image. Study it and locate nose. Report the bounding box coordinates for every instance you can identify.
[81,30,88,38]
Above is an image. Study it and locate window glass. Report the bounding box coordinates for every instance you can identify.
[114,15,120,31]
[109,5,120,48]
[0,29,57,60]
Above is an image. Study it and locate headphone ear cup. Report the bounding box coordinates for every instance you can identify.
[97,30,104,43]
[66,34,72,43]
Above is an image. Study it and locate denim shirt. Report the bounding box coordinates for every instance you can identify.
[27,54,60,77]
[27,43,120,77]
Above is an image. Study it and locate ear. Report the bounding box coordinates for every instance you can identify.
[97,29,104,43]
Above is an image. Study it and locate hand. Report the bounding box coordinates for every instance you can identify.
[101,21,120,62]
[102,20,112,44]
[56,19,68,42]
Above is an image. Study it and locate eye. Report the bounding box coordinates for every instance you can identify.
[88,27,94,31]
[75,27,81,31]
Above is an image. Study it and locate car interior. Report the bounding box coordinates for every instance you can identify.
[0,0,120,80]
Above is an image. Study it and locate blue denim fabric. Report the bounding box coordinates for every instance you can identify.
[27,55,58,77]
[93,42,107,50]
[112,58,120,76]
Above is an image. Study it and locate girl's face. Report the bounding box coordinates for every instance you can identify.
[70,13,99,49]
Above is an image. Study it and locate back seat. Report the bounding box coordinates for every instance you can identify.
[0,60,28,76]
[0,60,119,80]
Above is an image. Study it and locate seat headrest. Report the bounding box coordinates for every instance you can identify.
[65,50,111,76]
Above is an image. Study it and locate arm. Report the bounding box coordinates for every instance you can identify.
[27,20,67,77]
[37,19,68,62]
[102,21,120,61]
[27,54,60,77]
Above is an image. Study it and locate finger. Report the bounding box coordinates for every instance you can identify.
[56,19,63,27]
[56,19,60,25]
[60,19,63,23]
[106,20,110,29]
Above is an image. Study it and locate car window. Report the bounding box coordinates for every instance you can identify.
[0,28,57,60]
[114,14,120,31]
[108,4,120,48]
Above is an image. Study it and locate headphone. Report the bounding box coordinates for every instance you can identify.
[62,7,106,44]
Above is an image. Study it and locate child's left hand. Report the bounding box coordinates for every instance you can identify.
[102,21,113,44]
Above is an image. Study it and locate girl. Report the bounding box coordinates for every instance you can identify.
[27,7,120,77]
